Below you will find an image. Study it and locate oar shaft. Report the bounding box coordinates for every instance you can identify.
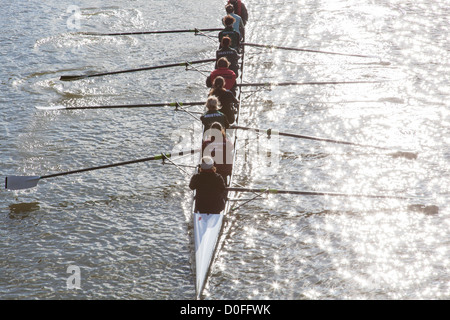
[94,59,214,76]
[242,42,376,59]
[231,125,417,159]
[238,81,382,87]
[227,187,411,200]
[230,125,387,150]
[59,101,205,110]
[41,149,200,180]
[83,28,222,36]
[60,59,216,81]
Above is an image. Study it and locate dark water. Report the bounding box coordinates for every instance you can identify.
[1,0,449,300]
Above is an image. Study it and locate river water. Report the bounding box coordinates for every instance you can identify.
[1,0,448,300]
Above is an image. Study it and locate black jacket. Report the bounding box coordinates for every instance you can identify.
[219,26,240,51]
[190,171,226,214]
[200,110,230,129]
[216,47,240,75]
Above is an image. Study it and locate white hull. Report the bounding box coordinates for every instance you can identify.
[194,212,224,298]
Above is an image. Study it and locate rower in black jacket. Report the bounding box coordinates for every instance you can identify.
[216,36,240,77]
[190,156,226,214]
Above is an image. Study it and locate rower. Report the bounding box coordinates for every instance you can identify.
[189,156,226,214]
[202,122,234,182]
[219,15,241,52]
[224,4,244,40]
[208,76,238,125]
[216,36,240,77]
[228,0,248,26]
[206,57,236,92]
[200,96,229,130]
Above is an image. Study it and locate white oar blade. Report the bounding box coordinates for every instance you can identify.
[35,105,66,110]
[5,176,41,190]
[388,151,418,160]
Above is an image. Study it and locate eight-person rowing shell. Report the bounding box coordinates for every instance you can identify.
[191,3,247,298]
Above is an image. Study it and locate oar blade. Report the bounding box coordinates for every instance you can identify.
[60,75,87,81]
[407,204,439,215]
[5,176,41,190]
[388,151,418,160]
[35,105,66,110]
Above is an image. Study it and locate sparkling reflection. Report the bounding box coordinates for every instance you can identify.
[221,0,449,300]
[1,0,448,300]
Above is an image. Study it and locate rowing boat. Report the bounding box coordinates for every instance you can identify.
[193,14,246,300]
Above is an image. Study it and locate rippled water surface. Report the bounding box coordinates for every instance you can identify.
[1,0,449,300]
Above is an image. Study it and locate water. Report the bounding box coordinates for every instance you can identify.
[1,0,449,300]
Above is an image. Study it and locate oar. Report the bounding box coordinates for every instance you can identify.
[82,28,223,36]
[227,187,414,200]
[241,42,379,59]
[36,101,205,111]
[227,187,438,213]
[60,58,216,81]
[230,125,418,160]
[5,148,200,190]
[238,80,386,87]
